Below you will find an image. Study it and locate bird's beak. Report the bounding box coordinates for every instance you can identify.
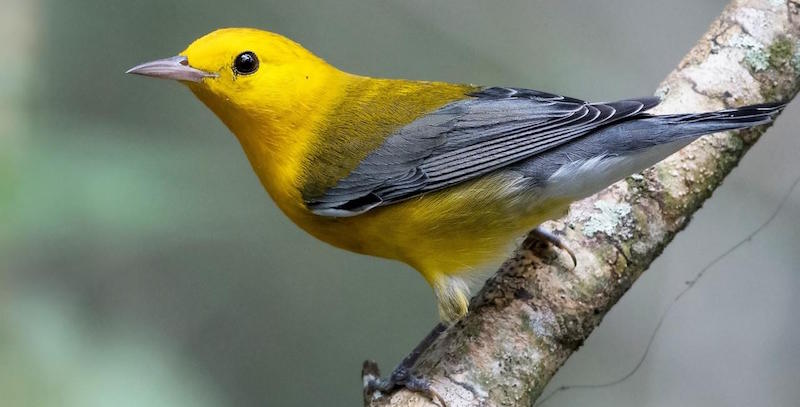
[125,55,217,82]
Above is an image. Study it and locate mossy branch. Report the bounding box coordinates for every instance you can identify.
[364,1,800,405]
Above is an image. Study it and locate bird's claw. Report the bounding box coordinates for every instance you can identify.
[363,362,447,406]
[531,226,577,270]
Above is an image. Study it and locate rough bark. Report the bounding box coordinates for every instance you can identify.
[363,1,800,406]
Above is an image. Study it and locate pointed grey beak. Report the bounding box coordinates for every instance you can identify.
[126,56,217,82]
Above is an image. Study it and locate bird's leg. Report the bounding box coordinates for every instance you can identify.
[531,226,577,269]
[364,323,447,406]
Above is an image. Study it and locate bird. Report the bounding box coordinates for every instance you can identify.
[127,28,784,324]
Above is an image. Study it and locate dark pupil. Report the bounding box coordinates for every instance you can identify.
[234,52,258,74]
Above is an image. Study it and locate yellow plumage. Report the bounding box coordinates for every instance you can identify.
[168,28,574,320]
[127,27,782,322]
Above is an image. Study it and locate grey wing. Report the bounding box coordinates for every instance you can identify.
[307,87,660,217]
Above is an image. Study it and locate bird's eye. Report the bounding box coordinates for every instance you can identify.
[233,51,259,75]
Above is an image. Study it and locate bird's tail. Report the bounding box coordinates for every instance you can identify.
[648,102,786,138]
[536,101,788,200]
[586,101,788,156]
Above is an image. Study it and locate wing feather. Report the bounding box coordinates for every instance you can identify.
[307,87,659,216]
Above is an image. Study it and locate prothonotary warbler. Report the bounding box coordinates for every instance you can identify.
[127,28,784,323]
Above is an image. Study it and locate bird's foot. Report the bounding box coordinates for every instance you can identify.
[363,361,446,406]
[531,226,577,269]
[362,323,448,406]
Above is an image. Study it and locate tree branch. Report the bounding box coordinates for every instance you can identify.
[363,1,800,406]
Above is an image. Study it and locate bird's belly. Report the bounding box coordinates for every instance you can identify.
[292,172,571,282]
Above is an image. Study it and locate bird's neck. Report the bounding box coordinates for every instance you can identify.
[202,67,358,217]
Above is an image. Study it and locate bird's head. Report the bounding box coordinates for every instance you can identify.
[127,28,339,135]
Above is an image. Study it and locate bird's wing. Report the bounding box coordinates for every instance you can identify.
[307,87,659,216]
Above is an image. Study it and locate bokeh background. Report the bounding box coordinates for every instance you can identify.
[2,0,799,406]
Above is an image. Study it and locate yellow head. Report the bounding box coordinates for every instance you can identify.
[127,28,342,138]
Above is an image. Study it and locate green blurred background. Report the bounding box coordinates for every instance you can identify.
[2,0,799,406]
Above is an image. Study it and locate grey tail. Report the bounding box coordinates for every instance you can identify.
[649,101,786,137]
[515,101,788,199]
[542,101,787,175]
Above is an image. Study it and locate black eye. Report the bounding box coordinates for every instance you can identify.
[233,51,259,75]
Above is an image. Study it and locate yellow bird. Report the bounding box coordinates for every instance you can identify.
[128,28,782,323]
